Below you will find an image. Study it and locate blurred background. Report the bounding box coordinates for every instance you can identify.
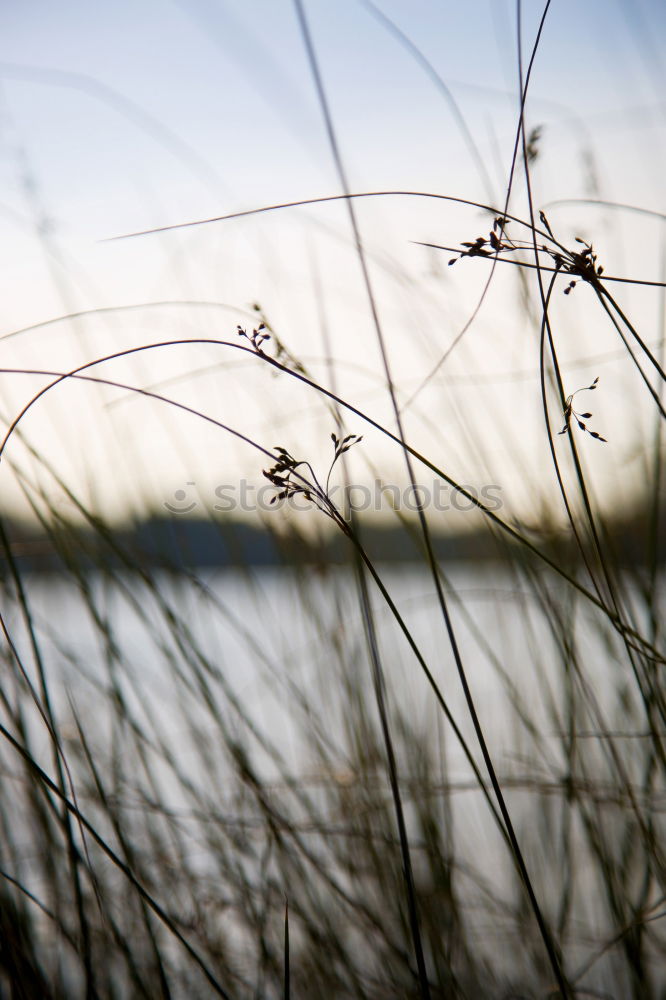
[1,0,665,532]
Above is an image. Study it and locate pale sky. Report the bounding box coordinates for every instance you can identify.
[0,0,664,530]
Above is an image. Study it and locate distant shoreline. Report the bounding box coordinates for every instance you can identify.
[1,512,660,572]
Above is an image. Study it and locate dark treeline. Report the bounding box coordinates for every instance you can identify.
[2,499,662,572]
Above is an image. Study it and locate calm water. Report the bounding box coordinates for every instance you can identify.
[12,560,645,787]
[5,562,662,994]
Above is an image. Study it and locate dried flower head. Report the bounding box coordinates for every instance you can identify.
[237,323,270,353]
[448,212,605,296]
[262,432,363,521]
[558,377,607,442]
[525,125,544,164]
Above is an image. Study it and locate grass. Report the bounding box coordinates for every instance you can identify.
[1,2,666,997]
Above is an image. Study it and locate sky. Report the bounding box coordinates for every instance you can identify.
[0,0,665,531]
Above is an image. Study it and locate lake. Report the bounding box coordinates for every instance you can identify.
[3,561,663,997]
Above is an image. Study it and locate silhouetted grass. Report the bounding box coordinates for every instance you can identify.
[1,3,666,998]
